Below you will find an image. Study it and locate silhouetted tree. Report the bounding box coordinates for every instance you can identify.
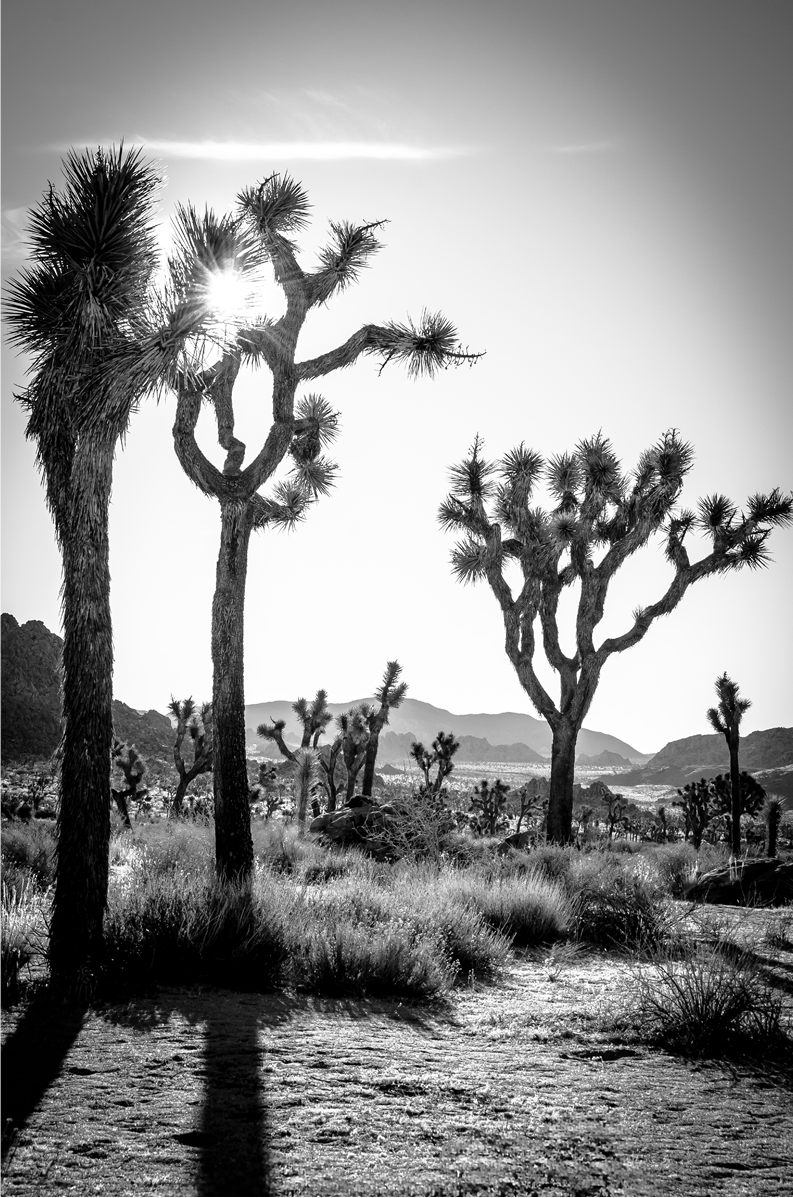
[470,778,511,836]
[707,673,752,858]
[361,661,408,796]
[169,696,213,817]
[157,176,479,881]
[440,430,792,843]
[337,706,371,800]
[111,740,148,828]
[765,797,782,858]
[409,730,459,795]
[5,146,161,996]
[674,778,714,850]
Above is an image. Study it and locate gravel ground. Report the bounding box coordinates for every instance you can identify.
[2,941,793,1197]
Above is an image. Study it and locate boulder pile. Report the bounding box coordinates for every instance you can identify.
[684,857,793,906]
[309,797,397,860]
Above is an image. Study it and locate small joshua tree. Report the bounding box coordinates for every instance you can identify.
[169,696,213,817]
[361,662,408,797]
[409,731,460,795]
[316,736,344,812]
[470,778,511,837]
[337,706,371,800]
[710,771,766,848]
[605,792,628,840]
[510,778,548,834]
[674,778,716,850]
[765,797,782,858]
[291,748,320,830]
[111,740,147,828]
[706,673,752,859]
[439,430,792,843]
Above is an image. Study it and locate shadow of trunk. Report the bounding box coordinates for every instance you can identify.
[1,996,87,1162]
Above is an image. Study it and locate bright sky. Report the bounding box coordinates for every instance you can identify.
[2,0,791,754]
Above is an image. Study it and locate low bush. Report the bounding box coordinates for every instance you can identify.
[630,946,791,1057]
[570,871,672,952]
[440,869,570,947]
[1,821,57,890]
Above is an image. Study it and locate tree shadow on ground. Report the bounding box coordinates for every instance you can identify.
[101,984,450,1196]
[1,995,87,1164]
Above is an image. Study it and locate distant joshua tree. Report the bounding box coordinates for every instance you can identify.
[707,673,752,858]
[439,429,792,843]
[410,731,460,795]
[361,662,408,797]
[169,697,213,817]
[337,706,371,800]
[470,778,511,836]
[111,740,148,828]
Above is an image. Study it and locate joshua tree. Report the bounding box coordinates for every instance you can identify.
[674,778,714,850]
[470,778,511,836]
[111,740,148,828]
[291,748,320,829]
[293,690,333,748]
[158,176,479,881]
[440,430,792,843]
[410,731,460,796]
[316,736,344,812]
[168,697,214,817]
[765,797,782,858]
[707,673,752,858]
[604,792,627,840]
[361,661,408,797]
[337,706,371,800]
[5,146,161,995]
[511,780,548,834]
[711,771,766,847]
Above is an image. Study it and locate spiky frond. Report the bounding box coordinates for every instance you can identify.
[287,454,339,498]
[237,173,311,238]
[293,394,340,449]
[311,219,386,304]
[696,493,737,533]
[6,146,160,367]
[252,479,312,531]
[371,310,478,378]
[745,488,793,526]
[450,536,490,584]
[447,436,497,502]
[576,433,623,502]
[725,534,772,570]
[438,496,483,536]
[546,452,582,502]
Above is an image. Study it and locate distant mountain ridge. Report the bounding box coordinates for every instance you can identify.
[245,696,645,761]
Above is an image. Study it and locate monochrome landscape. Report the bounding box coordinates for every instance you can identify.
[2,1,793,1196]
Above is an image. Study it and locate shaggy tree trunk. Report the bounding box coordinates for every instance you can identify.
[49,438,114,999]
[212,501,254,882]
[361,734,381,798]
[171,774,190,818]
[728,727,741,859]
[546,719,578,844]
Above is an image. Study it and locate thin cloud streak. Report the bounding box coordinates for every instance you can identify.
[552,139,620,155]
[58,139,471,162]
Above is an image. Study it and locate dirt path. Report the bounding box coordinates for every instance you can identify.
[2,954,792,1197]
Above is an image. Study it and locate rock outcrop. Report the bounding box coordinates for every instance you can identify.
[309,798,397,860]
[684,857,793,906]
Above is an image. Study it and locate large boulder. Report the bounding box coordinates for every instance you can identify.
[309,797,397,860]
[684,857,793,906]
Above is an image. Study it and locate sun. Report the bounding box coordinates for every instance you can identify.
[205,267,250,325]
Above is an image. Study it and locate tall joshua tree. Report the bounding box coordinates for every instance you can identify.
[361,661,408,797]
[5,146,160,995]
[161,175,479,881]
[440,430,792,843]
[706,673,751,859]
[257,690,331,827]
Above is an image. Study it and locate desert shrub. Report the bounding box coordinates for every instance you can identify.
[440,869,570,946]
[608,838,642,854]
[290,915,452,1000]
[570,871,672,952]
[1,877,49,1005]
[525,844,576,885]
[1,822,57,890]
[377,792,457,862]
[630,947,790,1057]
[103,872,293,991]
[641,842,701,896]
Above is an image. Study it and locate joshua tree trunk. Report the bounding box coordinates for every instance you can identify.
[172,776,190,818]
[361,738,380,798]
[728,725,741,859]
[49,436,115,997]
[546,718,578,845]
[212,501,254,882]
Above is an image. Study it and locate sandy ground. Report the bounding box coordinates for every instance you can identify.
[2,935,793,1198]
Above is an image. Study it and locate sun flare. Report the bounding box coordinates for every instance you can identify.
[205,267,250,324]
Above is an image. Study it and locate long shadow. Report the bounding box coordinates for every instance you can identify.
[103,978,450,1196]
[1,995,87,1163]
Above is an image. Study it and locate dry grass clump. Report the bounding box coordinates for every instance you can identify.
[1,877,50,1005]
[629,945,791,1058]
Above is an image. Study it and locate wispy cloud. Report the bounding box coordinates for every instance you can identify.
[1,207,31,260]
[552,139,620,155]
[59,139,470,162]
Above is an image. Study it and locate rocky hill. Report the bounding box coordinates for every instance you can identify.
[1,614,174,764]
[646,728,793,772]
[1,614,63,761]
